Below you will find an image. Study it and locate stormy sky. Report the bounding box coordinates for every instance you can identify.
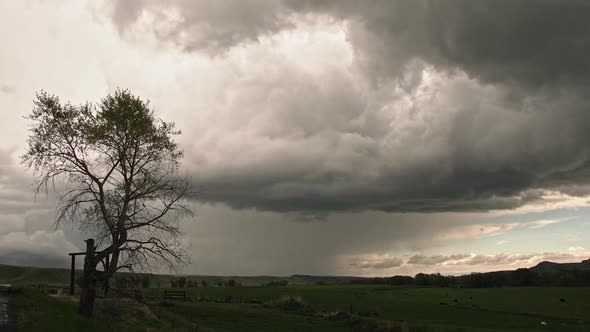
[1,0,589,276]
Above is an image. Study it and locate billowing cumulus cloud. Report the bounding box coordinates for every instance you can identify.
[94,0,590,214]
[178,60,590,213]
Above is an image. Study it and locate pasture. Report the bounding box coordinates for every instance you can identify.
[15,284,590,331]
[158,285,590,331]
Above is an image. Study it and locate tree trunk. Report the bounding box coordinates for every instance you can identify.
[79,239,97,316]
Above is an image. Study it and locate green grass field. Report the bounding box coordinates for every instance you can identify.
[14,288,355,332]
[164,285,590,331]
[5,264,590,331]
[13,284,590,331]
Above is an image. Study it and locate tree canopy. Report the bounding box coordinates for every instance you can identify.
[22,89,193,278]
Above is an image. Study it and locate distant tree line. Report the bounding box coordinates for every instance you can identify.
[114,275,151,289]
[351,269,590,288]
[265,280,289,287]
[350,275,415,286]
[113,276,243,289]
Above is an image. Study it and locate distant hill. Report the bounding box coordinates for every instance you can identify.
[2,258,589,287]
[0,264,364,287]
[289,274,368,284]
[0,264,73,286]
[529,258,590,273]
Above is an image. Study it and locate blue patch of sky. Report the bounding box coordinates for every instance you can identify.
[432,207,590,255]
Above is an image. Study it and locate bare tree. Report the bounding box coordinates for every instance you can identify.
[22,89,193,316]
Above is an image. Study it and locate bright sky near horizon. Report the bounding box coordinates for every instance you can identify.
[1,0,589,276]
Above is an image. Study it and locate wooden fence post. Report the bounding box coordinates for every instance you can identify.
[70,254,75,295]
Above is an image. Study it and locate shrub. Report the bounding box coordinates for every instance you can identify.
[274,296,314,314]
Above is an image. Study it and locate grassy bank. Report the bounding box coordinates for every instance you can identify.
[15,288,190,332]
[16,288,108,332]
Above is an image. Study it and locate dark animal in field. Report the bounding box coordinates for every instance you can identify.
[560,298,566,303]
[439,302,448,305]
[453,298,459,303]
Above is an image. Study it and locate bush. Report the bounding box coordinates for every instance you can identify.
[273,296,314,314]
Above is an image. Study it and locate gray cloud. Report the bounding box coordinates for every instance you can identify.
[184,70,590,213]
[408,254,470,265]
[287,0,590,87]
[461,253,536,266]
[96,0,590,214]
[104,0,293,54]
[354,257,403,270]
[105,0,590,86]
[0,149,84,268]
[0,149,51,227]
[0,230,78,268]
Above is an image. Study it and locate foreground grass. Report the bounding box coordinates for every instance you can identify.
[15,288,186,332]
[14,288,361,332]
[16,288,109,332]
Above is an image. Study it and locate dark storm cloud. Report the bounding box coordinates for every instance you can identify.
[187,80,590,213]
[107,0,590,86]
[286,0,590,87]
[103,0,590,213]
